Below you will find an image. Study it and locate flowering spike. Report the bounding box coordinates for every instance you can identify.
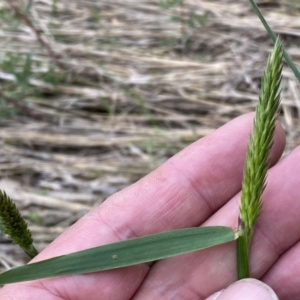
[0,190,38,259]
[237,39,283,279]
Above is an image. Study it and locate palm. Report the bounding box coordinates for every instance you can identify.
[1,114,299,299]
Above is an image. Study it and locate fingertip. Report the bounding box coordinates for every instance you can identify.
[207,279,278,300]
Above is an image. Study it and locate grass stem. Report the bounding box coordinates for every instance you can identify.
[236,231,249,279]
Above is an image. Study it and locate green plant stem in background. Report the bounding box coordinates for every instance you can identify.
[0,190,38,259]
[249,0,300,83]
[237,39,283,279]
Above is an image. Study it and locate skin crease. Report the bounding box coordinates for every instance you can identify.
[0,112,299,299]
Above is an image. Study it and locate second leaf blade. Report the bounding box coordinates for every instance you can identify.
[0,226,235,284]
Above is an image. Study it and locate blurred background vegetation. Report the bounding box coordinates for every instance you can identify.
[0,0,299,269]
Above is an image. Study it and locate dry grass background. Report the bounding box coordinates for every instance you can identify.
[0,0,300,270]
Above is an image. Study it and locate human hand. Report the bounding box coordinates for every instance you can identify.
[0,113,298,299]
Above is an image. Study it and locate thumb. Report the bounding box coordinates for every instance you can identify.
[205,279,278,300]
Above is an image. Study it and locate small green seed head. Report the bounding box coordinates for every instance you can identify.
[0,190,35,252]
[239,39,283,241]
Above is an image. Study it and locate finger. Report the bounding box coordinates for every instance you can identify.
[262,239,300,299]
[133,145,300,300]
[0,114,285,300]
[206,279,278,300]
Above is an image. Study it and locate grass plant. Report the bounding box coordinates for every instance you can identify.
[0,0,296,290]
[237,39,283,279]
[0,37,285,285]
[159,0,209,52]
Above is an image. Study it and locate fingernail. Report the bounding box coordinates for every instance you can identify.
[205,290,224,300]
[206,279,278,300]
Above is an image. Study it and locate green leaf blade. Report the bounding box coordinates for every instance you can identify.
[0,226,235,284]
